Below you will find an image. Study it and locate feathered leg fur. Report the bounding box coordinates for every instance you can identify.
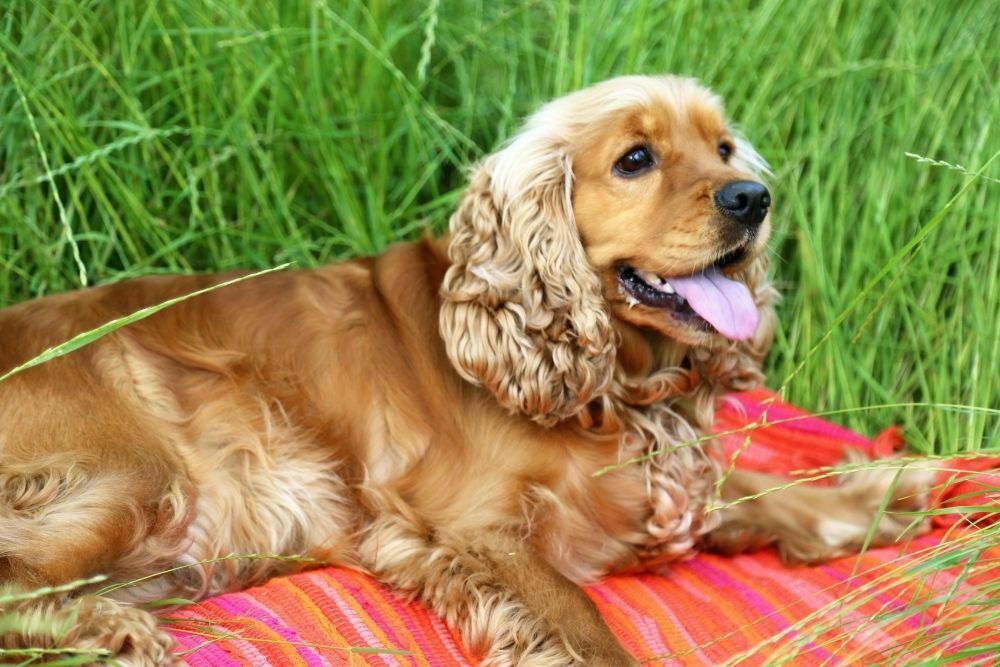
[357,490,637,666]
[704,458,937,563]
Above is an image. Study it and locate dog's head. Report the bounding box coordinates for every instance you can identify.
[441,75,776,425]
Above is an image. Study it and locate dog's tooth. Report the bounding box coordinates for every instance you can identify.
[637,269,679,294]
[636,269,658,285]
[625,294,639,308]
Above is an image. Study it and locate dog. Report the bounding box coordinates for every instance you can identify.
[0,75,932,666]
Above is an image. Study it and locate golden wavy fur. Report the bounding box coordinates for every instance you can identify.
[0,75,933,666]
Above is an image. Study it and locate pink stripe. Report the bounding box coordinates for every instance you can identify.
[634,576,722,666]
[422,611,469,666]
[592,580,683,664]
[331,574,413,658]
[692,558,836,662]
[213,594,325,665]
[662,569,745,662]
[175,600,271,666]
[737,556,898,654]
[687,559,791,628]
[218,594,323,667]
[725,394,871,446]
[821,562,926,632]
[170,625,241,667]
[308,575,407,667]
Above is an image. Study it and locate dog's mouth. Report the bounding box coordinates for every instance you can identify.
[616,246,759,341]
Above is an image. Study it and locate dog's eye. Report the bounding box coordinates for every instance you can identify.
[614,145,655,176]
[718,142,734,163]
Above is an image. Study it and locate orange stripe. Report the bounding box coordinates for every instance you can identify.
[273,577,356,659]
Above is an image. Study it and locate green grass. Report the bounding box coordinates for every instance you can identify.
[1,0,997,453]
[1,0,998,661]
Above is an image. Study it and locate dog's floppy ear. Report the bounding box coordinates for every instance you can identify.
[440,134,616,426]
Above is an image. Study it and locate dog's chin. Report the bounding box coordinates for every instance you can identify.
[610,298,727,348]
[604,245,763,349]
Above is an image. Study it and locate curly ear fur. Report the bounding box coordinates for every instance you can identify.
[439,136,616,425]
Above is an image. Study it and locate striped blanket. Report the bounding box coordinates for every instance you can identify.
[166,389,999,665]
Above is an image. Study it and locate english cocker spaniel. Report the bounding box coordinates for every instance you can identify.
[1,75,932,666]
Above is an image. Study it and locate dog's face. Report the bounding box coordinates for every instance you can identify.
[442,75,775,423]
[571,78,771,347]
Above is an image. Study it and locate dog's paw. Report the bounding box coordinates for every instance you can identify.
[1,593,180,666]
[66,596,180,666]
[784,456,938,564]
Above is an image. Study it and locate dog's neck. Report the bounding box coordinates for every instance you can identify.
[614,321,687,378]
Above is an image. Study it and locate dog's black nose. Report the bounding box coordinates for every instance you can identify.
[714,180,770,228]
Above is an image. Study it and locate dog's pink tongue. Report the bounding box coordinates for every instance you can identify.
[668,267,759,341]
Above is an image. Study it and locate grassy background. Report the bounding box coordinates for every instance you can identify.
[1,0,997,453]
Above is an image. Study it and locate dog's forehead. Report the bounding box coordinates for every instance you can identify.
[632,87,729,142]
[580,104,727,164]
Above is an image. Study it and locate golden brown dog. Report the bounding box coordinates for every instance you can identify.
[0,75,932,665]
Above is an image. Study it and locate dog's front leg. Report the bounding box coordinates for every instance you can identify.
[358,504,636,666]
[703,462,936,563]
